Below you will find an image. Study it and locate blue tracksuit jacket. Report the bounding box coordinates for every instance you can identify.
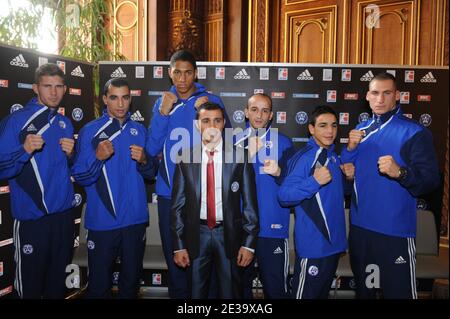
[340,106,440,238]
[0,97,74,220]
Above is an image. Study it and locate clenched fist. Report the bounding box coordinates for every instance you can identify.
[60,138,75,157]
[340,163,355,180]
[262,159,281,177]
[347,129,365,151]
[96,140,114,161]
[130,144,147,165]
[159,91,178,115]
[23,134,45,154]
[248,136,263,159]
[378,155,400,178]
[313,166,332,185]
[194,96,209,109]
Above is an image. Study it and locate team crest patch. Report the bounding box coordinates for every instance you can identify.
[87,240,95,250]
[265,140,273,149]
[130,128,138,136]
[308,265,319,276]
[22,244,33,255]
[59,120,66,129]
[231,181,239,192]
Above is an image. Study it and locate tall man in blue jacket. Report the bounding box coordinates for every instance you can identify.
[72,78,158,298]
[0,63,75,298]
[234,94,295,298]
[146,49,228,298]
[278,105,348,299]
[340,72,440,299]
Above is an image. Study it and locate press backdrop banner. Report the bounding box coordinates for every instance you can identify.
[0,43,94,297]
[100,61,449,241]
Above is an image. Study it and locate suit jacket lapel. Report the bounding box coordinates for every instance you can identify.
[222,142,234,213]
[191,145,202,206]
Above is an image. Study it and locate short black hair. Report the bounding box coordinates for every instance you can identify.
[170,49,197,70]
[195,102,224,120]
[309,105,338,125]
[370,72,397,90]
[34,63,65,84]
[103,78,130,96]
[247,93,272,110]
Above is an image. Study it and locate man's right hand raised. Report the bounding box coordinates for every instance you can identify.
[159,91,178,116]
[23,134,45,154]
[96,140,114,161]
[174,249,190,268]
[313,166,332,185]
[347,129,365,151]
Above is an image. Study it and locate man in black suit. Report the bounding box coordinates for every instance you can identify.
[171,102,259,299]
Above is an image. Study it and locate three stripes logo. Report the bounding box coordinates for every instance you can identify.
[131,110,144,122]
[71,66,85,77]
[420,72,437,83]
[297,69,313,80]
[10,54,29,68]
[234,68,250,80]
[111,67,126,78]
[360,70,374,81]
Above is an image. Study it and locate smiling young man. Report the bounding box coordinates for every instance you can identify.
[72,78,158,298]
[340,72,440,299]
[0,63,75,298]
[278,105,347,299]
[146,50,229,298]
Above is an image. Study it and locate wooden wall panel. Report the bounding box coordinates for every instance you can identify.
[204,0,226,61]
[111,0,147,61]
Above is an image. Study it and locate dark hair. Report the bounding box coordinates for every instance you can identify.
[309,105,338,125]
[195,102,224,120]
[103,78,130,96]
[170,50,197,70]
[247,93,272,110]
[34,63,65,84]
[370,72,397,90]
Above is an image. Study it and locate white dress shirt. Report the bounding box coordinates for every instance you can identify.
[200,140,223,222]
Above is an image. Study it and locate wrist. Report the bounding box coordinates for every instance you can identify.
[397,167,408,180]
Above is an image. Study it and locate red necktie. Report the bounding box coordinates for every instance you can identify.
[207,150,216,229]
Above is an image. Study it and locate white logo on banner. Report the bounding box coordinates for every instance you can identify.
[297,69,313,80]
[234,69,250,80]
[197,67,207,79]
[10,54,29,68]
[360,70,374,81]
[71,66,85,77]
[111,67,126,78]
[420,72,437,83]
[131,110,144,122]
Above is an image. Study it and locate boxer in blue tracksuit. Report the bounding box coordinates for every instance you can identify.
[340,72,439,299]
[278,105,348,299]
[0,63,75,298]
[72,78,158,298]
[235,94,295,299]
[145,50,229,298]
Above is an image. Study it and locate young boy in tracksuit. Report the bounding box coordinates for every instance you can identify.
[235,94,295,299]
[0,63,75,298]
[278,105,348,299]
[71,78,158,298]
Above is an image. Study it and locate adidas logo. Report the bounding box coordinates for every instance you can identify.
[297,69,313,80]
[131,110,144,122]
[10,54,29,68]
[395,256,406,264]
[420,72,437,83]
[234,68,250,80]
[27,124,37,132]
[273,247,283,254]
[99,132,109,139]
[111,67,126,78]
[71,66,85,77]
[360,70,374,81]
